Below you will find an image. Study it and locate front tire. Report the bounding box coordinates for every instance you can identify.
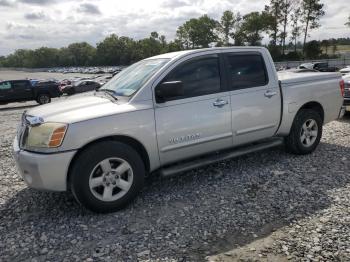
[285,109,323,155]
[70,141,145,213]
[36,93,51,104]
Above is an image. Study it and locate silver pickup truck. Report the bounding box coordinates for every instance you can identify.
[13,47,345,213]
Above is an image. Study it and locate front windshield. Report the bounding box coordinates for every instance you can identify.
[101,58,170,96]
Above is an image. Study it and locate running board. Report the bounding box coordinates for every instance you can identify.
[160,138,284,177]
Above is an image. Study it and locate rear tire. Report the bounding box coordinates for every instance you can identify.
[285,109,323,155]
[67,88,76,95]
[70,141,145,213]
[36,93,51,104]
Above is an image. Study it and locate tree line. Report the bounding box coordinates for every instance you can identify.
[0,0,349,68]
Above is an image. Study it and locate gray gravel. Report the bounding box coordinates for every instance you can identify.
[0,101,349,262]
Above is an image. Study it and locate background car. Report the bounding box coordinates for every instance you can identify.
[298,62,339,72]
[340,66,350,76]
[0,79,61,105]
[63,80,101,95]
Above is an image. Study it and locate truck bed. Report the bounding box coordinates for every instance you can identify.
[276,69,343,136]
[277,70,341,86]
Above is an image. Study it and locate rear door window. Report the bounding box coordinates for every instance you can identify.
[225,54,268,90]
[12,81,30,89]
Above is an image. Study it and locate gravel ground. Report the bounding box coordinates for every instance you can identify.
[0,100,349,262]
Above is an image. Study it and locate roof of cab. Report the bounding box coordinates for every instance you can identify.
[145,46,267,60]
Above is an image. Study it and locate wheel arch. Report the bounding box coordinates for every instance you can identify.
[36,92,51,98]
[277,101,325,136]
[67,135,151,186]
[297,101,324,123]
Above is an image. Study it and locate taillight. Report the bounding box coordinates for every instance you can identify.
[340,80,345,97]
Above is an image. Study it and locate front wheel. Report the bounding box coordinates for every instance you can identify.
[36,93,51,104]
[285,109,323,155]
[70,141,145,213]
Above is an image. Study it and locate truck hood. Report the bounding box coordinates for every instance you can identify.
[26,93,145,123]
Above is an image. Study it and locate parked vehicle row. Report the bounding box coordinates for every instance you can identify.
[62,80,101,95]
[13,47,345,213]
[47,66,124,75]
[0,74,110,105]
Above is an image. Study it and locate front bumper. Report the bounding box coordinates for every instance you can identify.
[12,137,76,191]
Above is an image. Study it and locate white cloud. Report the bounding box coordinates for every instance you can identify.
[0,0,349,55]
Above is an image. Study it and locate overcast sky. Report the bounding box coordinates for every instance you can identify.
[0,0,349,55]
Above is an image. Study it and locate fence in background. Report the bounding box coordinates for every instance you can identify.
[275,57,350,69]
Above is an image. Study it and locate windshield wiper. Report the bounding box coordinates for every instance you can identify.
[96,89,118,100]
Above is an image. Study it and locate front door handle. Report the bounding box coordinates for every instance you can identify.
[264,90,277,98]
[213,99,228,107]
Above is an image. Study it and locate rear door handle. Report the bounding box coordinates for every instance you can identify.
[213,99,228,107]
[264,90,277,98]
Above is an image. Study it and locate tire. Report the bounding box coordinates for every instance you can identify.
[36,93,51,104]
[70,141,145,213]
[68,88,76,95]
[285,109,323,155]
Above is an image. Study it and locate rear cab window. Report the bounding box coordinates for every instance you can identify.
[224,53,269,90]
[12,81,30,89]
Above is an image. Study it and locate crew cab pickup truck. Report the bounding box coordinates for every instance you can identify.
[0,79,61,105]
[13,47,345,213]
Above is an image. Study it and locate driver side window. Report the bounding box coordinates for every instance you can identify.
[0,81,12,90]
[163,55,221,100]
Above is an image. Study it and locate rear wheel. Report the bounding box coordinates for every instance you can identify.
[70,141,145,213]
[285,109,323,155]
[36,93,51,104]
[67,88,76,95]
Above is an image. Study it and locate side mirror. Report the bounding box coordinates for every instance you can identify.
[155,81,184,103]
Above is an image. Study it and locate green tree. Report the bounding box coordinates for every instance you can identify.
[135,33,164,59]
[176,15,218,48]
[280,0,294,54]
[240,12,272,46]
[218,10,241,46]
[321,39,330,55]
[176,25,190,49]
[304,40,322,58]
[31,47,60,68]
[330,39,338,55]
[301,0,325,53]
[346,15,350,27]
[264,0,283,46]
[66,42,96,66]
[290,6,302,52]
[96,34,135,65]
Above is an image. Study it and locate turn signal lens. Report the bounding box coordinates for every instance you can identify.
[48,126,67,147]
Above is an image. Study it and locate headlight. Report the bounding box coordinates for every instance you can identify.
[26,123,68,148]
